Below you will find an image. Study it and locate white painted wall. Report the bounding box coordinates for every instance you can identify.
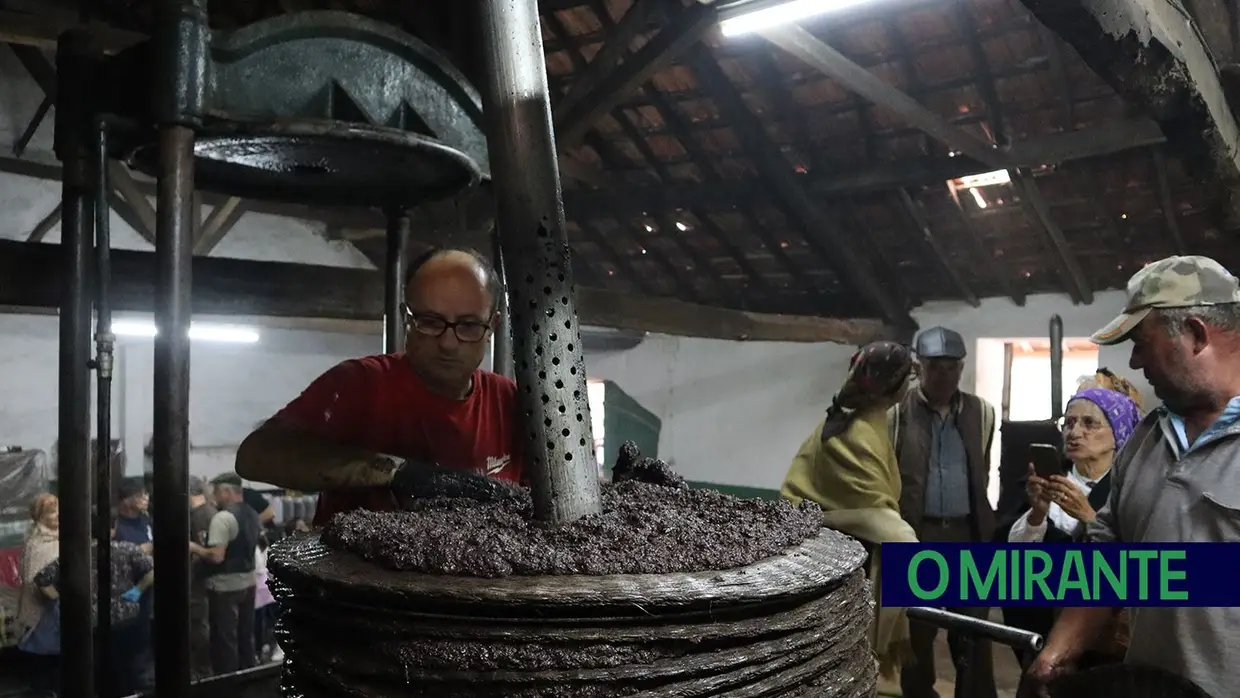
[0,313,378,482]
[589,290,1149,493]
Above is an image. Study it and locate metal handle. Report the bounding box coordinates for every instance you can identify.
[906,606,1044,653]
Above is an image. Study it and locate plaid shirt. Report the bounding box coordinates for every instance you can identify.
[33,541,152,626]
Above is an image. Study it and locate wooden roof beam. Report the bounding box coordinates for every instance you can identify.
[753,20,1091,304]
[1152,149,1189,255]
[1020,0,1240,221]
[543,10,730,305]
[552,0,661,120]
[555,1,717,148]
[895,188,980,307]
[684,45,914,330]
[756,24,1003,167]
[954,5,1091,304]
[0,239,889,345]
[1011,167,1092,303]
[562,117,1165,214]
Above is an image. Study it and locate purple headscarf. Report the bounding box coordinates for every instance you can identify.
[1069,387,1143,451]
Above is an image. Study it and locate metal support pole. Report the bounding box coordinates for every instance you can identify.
[152,0,207,694]
[54,30,96,698]
[152,122,196,698]
[384,210,410,353]
[475,0,601,523]
[490,228,514,379]
[1049,314,1064,421]
[92,117,115,698]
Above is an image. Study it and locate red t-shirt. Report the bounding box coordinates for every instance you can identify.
[271,354,525,526]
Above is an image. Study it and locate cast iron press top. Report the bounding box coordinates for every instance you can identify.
[127,117,483,209]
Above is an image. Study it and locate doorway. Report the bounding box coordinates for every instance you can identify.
[975,338,1099,506]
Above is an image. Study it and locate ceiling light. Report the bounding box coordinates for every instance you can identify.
[720,0,877,37]
[675,221,688,231]
[111,320,260,344]
[644,224,654,232]
[957,169,1011,188]
[969,187,987,209]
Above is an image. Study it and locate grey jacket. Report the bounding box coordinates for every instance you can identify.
[1088,409,1240,698]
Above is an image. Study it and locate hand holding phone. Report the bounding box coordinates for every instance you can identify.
[1029,443,1063,479]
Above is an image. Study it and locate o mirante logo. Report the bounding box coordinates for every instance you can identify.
[881,543,1240,607]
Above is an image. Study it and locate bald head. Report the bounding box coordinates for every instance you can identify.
[405,248,501,315]
[402,247,502,396]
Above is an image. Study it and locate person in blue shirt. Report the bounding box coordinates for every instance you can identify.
[113,480,152,555]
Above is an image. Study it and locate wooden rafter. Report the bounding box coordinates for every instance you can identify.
[554,1,716,149]
[748,16,1092,303]
[683,45,913,328]
[0,239,891,344]
[552,0,660,120]
[1152,149,1189,254]
[895,188,979,306]
[563,118,1166,214]
[954,7,1092,303]
[542,11,716,304]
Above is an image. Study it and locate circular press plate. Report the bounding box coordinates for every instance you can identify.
[130,118,484,209]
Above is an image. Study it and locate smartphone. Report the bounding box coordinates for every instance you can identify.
[1029,443,1063,478]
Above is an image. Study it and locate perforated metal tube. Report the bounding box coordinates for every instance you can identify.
[475,0,601,523]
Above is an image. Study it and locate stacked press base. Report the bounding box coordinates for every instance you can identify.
[267,481,877,697]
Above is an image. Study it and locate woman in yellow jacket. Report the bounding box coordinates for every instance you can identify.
[781,340,918,678]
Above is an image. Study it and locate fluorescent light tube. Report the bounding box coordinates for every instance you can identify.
[720,0,877,37]
[110,320,260,344]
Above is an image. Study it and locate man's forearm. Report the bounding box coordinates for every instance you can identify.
[1041,606,1118,664]
[235,424,398,492]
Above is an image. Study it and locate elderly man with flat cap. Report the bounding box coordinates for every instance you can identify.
[1025,256,1240,698]
[892,326,998,698]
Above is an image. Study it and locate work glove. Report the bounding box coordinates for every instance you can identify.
[121,587,142,603]
[390,458,528,506]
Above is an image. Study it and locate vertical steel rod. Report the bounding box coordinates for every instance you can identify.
[384,210,410,353]
[475,0,602,522]
[1049,314,1064,421]
[152,0,205,690]
[151,124,195,698]
[93,118,115,698]
[490,228,515,379]
[54,30,95,698]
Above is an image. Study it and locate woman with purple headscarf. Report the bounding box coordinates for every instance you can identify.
[1009,387,1142,543]
[1004,386,1143,670]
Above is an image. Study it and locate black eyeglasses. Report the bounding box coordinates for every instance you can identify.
[402,303,491,343]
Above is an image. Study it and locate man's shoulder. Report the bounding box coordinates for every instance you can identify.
[339,353,406,379]
[960,391,995,411]
[474,370,519,400]
[210,508,239,526]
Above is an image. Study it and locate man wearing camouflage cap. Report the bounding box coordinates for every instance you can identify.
[1026,256,1240,698]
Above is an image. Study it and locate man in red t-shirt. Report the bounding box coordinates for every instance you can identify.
[235,248,526,526]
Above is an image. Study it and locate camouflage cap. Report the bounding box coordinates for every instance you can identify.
[1091,255,1240,345]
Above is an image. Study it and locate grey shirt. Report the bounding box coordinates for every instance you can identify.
[922,408,972,518]
[1088,410,1240,698]
[204,510,256,593]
